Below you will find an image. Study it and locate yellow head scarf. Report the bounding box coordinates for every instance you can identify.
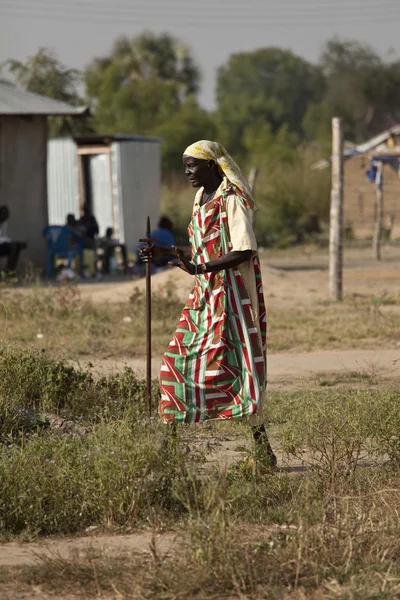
[183,140,254,208]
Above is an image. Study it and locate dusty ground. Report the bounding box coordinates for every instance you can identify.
[76,348,400,387]
[0,533,177,568]
[1,244,400,589]
[76,245,400,307]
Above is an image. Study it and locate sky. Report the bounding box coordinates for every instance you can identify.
[1,0,400,109]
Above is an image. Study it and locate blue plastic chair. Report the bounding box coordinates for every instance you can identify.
[43,226,84,278]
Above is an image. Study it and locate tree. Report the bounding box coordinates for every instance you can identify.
[303,38,400,143]
[154,96,217,173]
[5,48,90,136]
[7,48,80,104]
[215,48,325,154]
[243,122,299,167]
[84,31,201,137]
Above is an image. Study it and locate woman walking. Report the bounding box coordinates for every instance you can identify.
[140,140,276,466]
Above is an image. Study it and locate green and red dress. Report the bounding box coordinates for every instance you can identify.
[159,184,266,424]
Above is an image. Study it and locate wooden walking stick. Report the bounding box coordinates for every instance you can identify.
[139,217,158,418]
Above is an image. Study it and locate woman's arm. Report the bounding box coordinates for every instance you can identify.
[171,249,252,276]
[205,250,252,272]
[139,244,191,262]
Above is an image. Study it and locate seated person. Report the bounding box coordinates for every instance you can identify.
[65,213,78,229]
[137,216,177,268]
[99,227,128,274]
[77,203,99,249]
[64,213,81,251]
[0,205,27,273]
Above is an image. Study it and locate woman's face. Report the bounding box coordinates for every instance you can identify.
[183,155,213,188]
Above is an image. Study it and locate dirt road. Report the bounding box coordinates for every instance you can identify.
[0,532,176,568]
[79,348,400,385]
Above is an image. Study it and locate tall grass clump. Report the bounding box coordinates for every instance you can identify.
[267,388,400,484]
[0,419,192,535]
[0,347,151,425]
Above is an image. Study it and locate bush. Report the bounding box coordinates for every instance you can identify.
[0,419,188,535]
[0,347,152,425]
[267,388,400,485]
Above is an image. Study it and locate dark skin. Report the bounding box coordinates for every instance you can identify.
[140,156,252,273]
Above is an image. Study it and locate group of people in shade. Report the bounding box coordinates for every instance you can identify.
[0,199,177,277]
[64,203,129,276]
[65,206,177,276]
[140,140,276,466]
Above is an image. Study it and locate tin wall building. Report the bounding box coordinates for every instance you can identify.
[47,136,162,251]
[0,78,89,271]
[47,137,80,225]
[0,115,48,267]
[113,139,161,249]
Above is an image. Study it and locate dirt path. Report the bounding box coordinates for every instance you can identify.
[78,348,400,384]
[0,532,176,568]
[73,246,400,308]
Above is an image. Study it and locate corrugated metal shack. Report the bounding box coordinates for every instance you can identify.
[0,79,88,268]
[47,135,162,252]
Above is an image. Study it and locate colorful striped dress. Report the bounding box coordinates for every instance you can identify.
[159,181,266,424]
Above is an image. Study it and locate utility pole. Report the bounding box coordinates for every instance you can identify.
[329,118,344,301]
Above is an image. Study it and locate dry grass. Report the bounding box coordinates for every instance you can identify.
[4,467,400,599]
[1,276,400,598]
[0,285,400,361]
[269,295,400,352]
[0,350,399,597]
[0,285,181,358]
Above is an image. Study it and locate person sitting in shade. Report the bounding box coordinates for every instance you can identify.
[99,227,128,275]
[65,213,78,229]
[0,205,27,274]
[76,204,100,277]
[77,204,99,250]
[137,217,177,270]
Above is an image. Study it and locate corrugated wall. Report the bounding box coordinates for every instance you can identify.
[89,153,114,238]
[113,140,161,250]
[47,138,80,225]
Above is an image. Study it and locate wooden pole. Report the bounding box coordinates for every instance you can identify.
[373,161,384,261]
[329,117,344,301]
[138,217,157,418]
[145,217,152,417]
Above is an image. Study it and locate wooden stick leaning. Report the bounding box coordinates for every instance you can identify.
[138,217,158,418]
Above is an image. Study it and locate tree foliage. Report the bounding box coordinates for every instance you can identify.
[7,35,400,242]
[304,38,400,143]
[215,47,325,154]
[6,47,81,105]
[5,48,90,136]
[84,31,201,135]
[83,31,204,166]
[154,96,217,173]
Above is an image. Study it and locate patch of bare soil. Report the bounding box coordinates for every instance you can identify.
[0,532,176,568]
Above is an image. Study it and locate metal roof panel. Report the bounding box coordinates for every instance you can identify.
[0,79,89,116]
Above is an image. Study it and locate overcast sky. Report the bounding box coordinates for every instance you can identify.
[1,0,399,108]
